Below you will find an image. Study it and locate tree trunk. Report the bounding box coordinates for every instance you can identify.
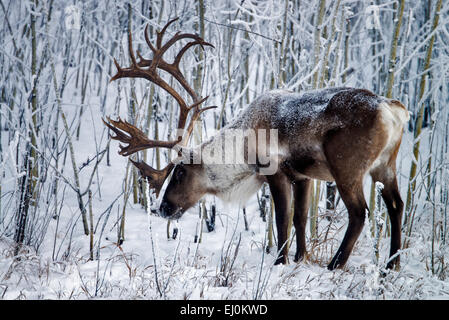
[404,0,443,229]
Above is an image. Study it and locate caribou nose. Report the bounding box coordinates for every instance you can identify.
[159,201,170,218]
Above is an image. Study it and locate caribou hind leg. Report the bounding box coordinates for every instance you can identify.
[323,122,388,270]
[327,178,368,270]
[370,166,404,270]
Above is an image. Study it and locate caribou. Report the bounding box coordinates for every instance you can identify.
[104,18,409,270]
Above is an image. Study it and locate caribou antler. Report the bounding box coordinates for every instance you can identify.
[103,18,215,195]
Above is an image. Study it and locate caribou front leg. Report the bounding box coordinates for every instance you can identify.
[292,179,312,262]
[266,172,292,265]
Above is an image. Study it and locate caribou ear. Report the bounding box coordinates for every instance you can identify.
[171,146,200,165]
[171,147,184,165]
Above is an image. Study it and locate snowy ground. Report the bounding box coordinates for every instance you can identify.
[1,99,448,300]
[1,201,449,299]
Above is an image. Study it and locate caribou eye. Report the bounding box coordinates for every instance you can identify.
[175,166,185,181]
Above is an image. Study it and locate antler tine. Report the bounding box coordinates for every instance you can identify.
[143,22,214,68]
[188,96,209,111]
[102,117,179,156]
[156,17,179,49]
[180,104,218,146]
[140,19,213,103]
[127,26,138,67]
[151,33,209,73]
[151,36,213,103]
[173,39,214,69]
[130,159,175,196]
[110,58,123,82]
[144,24,157,53]
[102,116,130,141]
